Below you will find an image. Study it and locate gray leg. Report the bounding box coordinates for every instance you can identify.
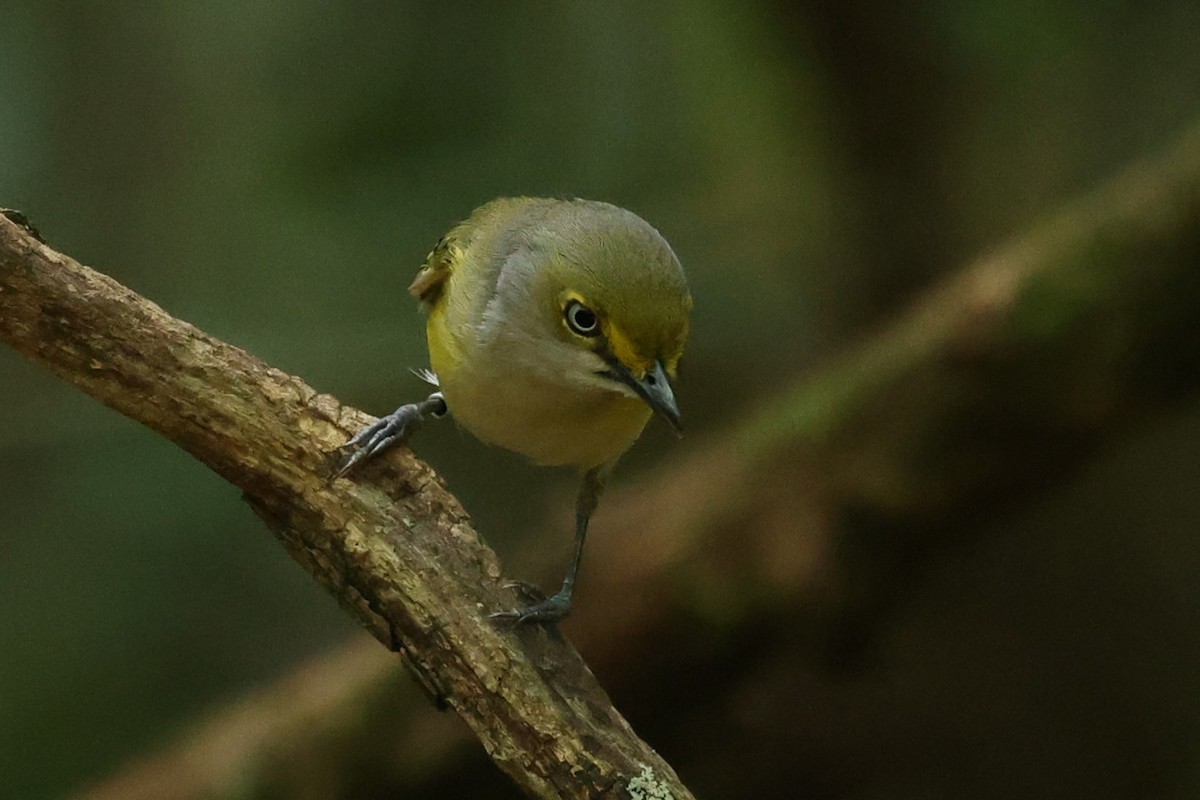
[491,466,608,625]
[334,391,446,478]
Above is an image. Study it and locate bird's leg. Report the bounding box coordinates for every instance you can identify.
[333,391,447,478]
[491,465,608,626]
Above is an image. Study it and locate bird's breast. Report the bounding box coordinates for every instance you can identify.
[440,369,652,468]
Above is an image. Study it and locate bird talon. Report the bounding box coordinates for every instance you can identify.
[333,398,436,478]
[487,609,521,627]
[489,592,572,627]
[499,579,547,604]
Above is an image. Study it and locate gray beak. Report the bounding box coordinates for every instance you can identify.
[608,358,682,434]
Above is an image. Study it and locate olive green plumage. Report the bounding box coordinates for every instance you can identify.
[338,197,692,624]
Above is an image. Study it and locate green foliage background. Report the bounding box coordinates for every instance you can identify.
[2,2,1200,797]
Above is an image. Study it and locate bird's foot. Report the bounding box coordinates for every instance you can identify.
[496,579,547,604]
[490,588,572,626]
[333,393,445,478]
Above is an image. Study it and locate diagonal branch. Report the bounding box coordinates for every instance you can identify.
[0,211,693,799]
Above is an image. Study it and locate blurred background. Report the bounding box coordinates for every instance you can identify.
[2,2,1200,798]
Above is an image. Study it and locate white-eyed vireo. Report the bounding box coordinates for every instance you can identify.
[336,197,692,624]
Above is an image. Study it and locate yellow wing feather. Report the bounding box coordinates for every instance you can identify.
[409,232,468,386]
[408,235,457,304]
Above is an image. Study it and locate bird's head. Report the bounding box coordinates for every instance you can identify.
[492,199,692,433]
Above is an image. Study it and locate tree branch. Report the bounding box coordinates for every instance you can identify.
[0,212,693,798]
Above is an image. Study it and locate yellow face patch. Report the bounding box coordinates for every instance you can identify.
[602,320,655,377]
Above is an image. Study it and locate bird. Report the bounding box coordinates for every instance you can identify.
[335,197,692,624]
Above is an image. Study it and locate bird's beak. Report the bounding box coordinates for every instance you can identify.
[608,358,683,434]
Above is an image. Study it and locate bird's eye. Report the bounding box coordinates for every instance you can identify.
[564,300,600,337]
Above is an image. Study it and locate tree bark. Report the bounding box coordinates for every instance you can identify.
[0,211,694,799]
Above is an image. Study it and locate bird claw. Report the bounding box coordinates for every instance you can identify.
[333,398,437,478]
[489,590,572,627]
[498,579,547,604]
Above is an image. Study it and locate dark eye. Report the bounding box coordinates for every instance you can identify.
[564,300,600,336]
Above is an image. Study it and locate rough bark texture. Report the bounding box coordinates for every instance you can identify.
[0,211,693,799]
[64,118,1200,797]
